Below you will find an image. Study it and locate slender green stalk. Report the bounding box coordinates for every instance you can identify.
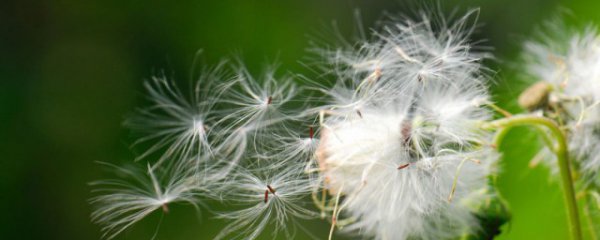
[583,194,598,240]
[483,115,582,240]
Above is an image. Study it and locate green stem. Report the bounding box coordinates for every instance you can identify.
[583,194,598,240]
[483,115,582,240]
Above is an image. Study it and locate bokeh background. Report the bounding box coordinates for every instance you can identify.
[2,0,600,239]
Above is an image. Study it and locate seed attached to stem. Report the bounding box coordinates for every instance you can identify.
[356,110,363,118]
[397,163,410,170]
[267,184,276,194]
[264,190,269,203]
[264,185,276,203]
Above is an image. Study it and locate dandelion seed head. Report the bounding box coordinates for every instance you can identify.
[523,22,600,180]
[91,8,500,240]
[90,163,203,240]
[215,164,316,240]
[91,61,310,240]
[320,9,487,100]
[125,69,225,170]
[312,9,495,240]
[218,65,299,128]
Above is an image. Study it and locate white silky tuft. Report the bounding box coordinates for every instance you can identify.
[215,163,316,240]
[523,23,600,181]
[90,163,203,240]
[91,62,317,239]
[312,10,496,240]
[91,8,500,240]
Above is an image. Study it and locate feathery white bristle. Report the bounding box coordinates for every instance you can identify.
[125,68,224,170]
[91,8,500,240]
[523,23,600,181]
[215,163,316,240]
[312,10,495,240]
[90,163,203,239]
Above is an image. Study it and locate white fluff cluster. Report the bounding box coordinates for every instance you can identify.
[215,163,315,240]
[313,10,496,240]
[523,25,600,180]
[91,10,499,240]
[90,163,203,239]
[91,62,317,239]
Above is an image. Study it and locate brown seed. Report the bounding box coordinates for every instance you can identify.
[267,185,276,194]
[397,163,410,170]
[518,81,552,111]
[264,190,269,203]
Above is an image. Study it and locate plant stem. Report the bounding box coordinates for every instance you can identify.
[483,115,582,240]
[583,194,598,240]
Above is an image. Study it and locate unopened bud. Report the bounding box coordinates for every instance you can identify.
[518,81,552,111]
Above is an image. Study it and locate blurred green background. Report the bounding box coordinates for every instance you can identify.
[2,0,600,239]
